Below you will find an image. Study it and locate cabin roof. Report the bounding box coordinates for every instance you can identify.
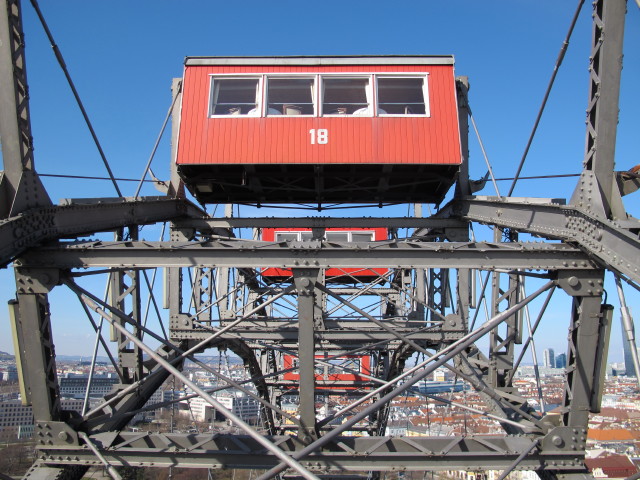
[185,55,455,67]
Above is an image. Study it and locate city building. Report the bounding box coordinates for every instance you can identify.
[181,394,261,424]
[1,365,18,382]
[59,373,119,399]
[556,353,567,369]
[543,349,555,368]
[0,398,84,441]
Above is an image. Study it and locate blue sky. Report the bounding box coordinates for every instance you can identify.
[1,1,639,363]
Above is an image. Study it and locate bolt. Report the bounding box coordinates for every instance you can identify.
[567,276,579,287]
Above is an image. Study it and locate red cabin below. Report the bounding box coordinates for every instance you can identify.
[261,227,388,281]
[283,354,371,389]
[176,56,462,205]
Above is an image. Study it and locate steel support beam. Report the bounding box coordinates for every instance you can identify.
[16,240,595,270]
[9,268,61,421]
[574,0,627,219]
[0,0,51,217]
[174,217,467,230]
[109,227,144,384]
[446,197,640,284]
[0,196,204,267]
[294,269,320,442]
[34,432,586,472]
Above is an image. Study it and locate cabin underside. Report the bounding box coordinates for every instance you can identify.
[178,163,459,205]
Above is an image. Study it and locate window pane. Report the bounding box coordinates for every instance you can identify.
[211,78,259,115]
[325,232,349,242]
[351,232,374,242]
[322,78,369,115]
[377,77,426,114]
[267,78,314,115]
[327,357,361,374]
[275,232,299,242]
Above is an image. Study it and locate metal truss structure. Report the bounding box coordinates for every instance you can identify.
[1,1,639,479]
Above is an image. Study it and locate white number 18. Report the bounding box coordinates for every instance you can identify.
[309,128,328,145]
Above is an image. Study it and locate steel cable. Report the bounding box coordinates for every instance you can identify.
[508,0,585,196]
[29,0,123,196]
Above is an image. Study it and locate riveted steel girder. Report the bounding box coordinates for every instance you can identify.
[15,240,595,271]
[0,196,205,266]
[447,197,640,284]
[35,432,587,472]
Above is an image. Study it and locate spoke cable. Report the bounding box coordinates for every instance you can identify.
[29,0,123,196]
[508,0,585,196]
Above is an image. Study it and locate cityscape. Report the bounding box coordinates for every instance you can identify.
[1,343,639,479]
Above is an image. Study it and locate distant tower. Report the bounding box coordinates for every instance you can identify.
[543,348,555,368]
[555,353,566,369]
[621,317,637,377]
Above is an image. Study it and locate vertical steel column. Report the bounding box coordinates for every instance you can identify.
[217,204,235,321]
[0,0,50,217]
[9,268,60,421]
[557,271,608,428]
[293,268,320,442]
[564,297,610,427]
[455,76,471,198]
[110,227,143,383]
[572,0,627,219]
[193,267,214,322]
[168,78,185,198]
[489,229,522,388]
[167,227,190,332]
[428,268,449,320]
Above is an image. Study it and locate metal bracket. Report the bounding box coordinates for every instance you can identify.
[541,426,587,454]
[35,421,80,447]
[556,271,604,297]
[15,267,59,294]
[170,313,193,330]
[444,313,465,331]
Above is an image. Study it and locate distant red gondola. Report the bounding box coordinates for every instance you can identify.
[261,227,388,281]
[283,354,371,389]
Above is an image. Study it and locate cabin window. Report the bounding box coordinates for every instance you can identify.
[325,232,350,242]
[377,76,429,115]
[273,230,375,242]
[321,77,371,116]
[210,77,260,116]
[326,357,361,375]
[350,232,375,242]
[275,232,299,242]
[208,74,430,117]
[267,78,315,116]
[313,356,362,376]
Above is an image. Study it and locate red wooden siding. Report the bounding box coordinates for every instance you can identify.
[176,64,461,166]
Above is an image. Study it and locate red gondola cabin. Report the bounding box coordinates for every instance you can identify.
[283,354,371,389]
[261,227,388,281]
[175,56,463,205]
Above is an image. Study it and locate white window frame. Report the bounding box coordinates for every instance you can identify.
[274,230,375,242]
[319,74,374,117]
[264,75,317,117]
[207,72,431,118]
[375,74,431,117]
[208,74,264,118]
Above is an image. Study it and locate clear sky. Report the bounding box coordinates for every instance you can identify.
[1,1,639,363]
